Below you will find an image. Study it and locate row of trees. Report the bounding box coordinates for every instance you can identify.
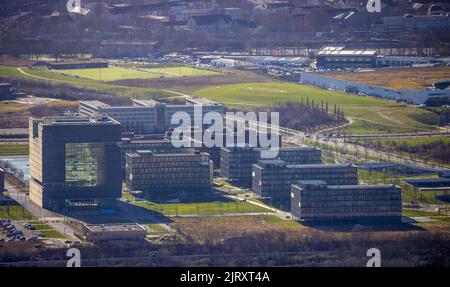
[351,138,450,165]
[261,100,346,132]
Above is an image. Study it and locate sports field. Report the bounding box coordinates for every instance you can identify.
[53,67,160,82]
[52,66,220,82]
[0,65,173,99]
[193,82,440,134]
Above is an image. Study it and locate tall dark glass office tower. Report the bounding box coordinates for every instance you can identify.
[29,116,122,212]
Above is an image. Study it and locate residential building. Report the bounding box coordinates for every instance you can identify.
[291,181,402,224]
[29,116,122,212]
[375,14,450,33]
[126,150,212,199]
[252,160,358,205]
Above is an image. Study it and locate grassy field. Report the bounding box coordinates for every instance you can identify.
[0,144,29,156]
[0,66,173,99]
[54,67,160,82]
[27,220,65,238]
[0,206,35,220]
[193,82,440,134]
[319,66,450,90]
[123,192,270,216]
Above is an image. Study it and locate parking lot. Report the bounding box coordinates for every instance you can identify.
[0,218,66,243]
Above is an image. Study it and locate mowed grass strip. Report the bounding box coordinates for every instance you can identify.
[134,200,269,216]
[193,82,439,134]
[0,205,35,220]
[123,193,270,216]
[0,144,29,156]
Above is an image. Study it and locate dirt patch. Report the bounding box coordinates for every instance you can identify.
[111,70,274,94]
[0,55,36,67]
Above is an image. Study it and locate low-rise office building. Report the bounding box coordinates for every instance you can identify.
[80,100,158,134]
[83,224,147,243]
[126,150,212,199]
[119,137,194,171]
[291,181,402,224]
[29,116,122,212]
[221,146,322,184]
[252,160,358,204]
[80,98,224,134]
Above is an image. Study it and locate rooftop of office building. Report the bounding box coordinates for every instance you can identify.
[80,100,111,109]
[32,115,120,126]
[85,224,146,232]
[255,160,355,169]
[292,181,396,190]
[81,97,222,109]
[286,163,356,169]
[127,150,208,158]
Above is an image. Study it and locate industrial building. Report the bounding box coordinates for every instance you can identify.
[376,56,437,67]
[316,46,377,69]
[0,83,13,99]
[252,160,358,205]
[290,181,402,224]
[29,116,122,212]
[0,168,4,195]
[79,98,224,134]
[83,224,147,243]
[221,146,322,184]
[125,150,212,199]
[47,62,108,70]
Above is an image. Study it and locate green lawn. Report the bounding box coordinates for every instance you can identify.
[145,224,168,232]
[27,221,65,238]
[0,66,173,99]
[144,66,221,77]
[53,67,161,82]
[193,82,439,134]
[0,205,35,220]
[0,144,28,156]
[123,193,270,216]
